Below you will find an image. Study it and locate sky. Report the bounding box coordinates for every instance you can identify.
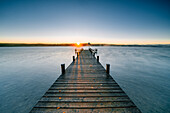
[0,0,170,44]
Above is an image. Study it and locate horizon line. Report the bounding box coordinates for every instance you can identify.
[0,42,170,45]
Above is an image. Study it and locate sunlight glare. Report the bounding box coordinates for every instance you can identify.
[77,42,80,45]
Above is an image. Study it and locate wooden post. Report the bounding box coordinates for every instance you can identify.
[106,64,110,74]
[89,48,92,54]
[61,64,65,74]
[73,56,75,62]
[77,52,79,57]
[97,56,99,62]
[93,53,95,57]
[95,49,98,54]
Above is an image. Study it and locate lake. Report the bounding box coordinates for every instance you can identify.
[0,47,170,113]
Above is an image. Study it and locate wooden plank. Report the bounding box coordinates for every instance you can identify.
[46,89,123,93]
[53,82,116,84]
[30,108,140,113]
[40,96,131,101]
[51,84,119,87]
[55,79,115,82]
[43,93,127,97]
[30,49,141,113]
[49,87,121,90]
[34,101,135,108]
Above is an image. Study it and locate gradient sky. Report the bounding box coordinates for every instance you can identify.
[0,0,170,44]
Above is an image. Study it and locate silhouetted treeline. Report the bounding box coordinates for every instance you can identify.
[0,43,75,47]
[0,43,170,47]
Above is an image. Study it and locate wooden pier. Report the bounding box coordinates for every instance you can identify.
[30,49,141,113]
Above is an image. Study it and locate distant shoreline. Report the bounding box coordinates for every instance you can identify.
[0,43,170,47]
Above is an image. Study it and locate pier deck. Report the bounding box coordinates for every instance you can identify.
[30,50,141,113]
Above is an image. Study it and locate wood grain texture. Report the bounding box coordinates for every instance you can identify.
[30,50,141,113]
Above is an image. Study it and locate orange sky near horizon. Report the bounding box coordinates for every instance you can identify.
[0,39,170,45]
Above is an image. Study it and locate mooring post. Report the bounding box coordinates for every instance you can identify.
[77,52,79,58]
[106,64,110,74]
[73,56,75,62]
[89,48,92,54]
[97,56,99,62]
[75,49,77,54]
[95,49,98,54]
[93,53,95,57]
[61,64,65,75]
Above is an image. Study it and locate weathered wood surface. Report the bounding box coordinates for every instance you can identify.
[30,50,141,113]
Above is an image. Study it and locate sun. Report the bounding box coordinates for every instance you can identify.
[77,42,80,45]
[75,42,81,47]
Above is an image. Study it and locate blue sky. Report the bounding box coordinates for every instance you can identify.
[0,0,170,44]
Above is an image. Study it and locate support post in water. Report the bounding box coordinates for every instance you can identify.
[106,64,110,74]
[92,52,95,57]
[77,52,79,58]
[73,56,75,62]
[97,56,99,62]
[61,64,65,75]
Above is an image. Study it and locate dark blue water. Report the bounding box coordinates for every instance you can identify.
[97,47,170,113]
[0,47,170,113]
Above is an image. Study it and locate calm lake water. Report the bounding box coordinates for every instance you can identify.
[0,47,170,113]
